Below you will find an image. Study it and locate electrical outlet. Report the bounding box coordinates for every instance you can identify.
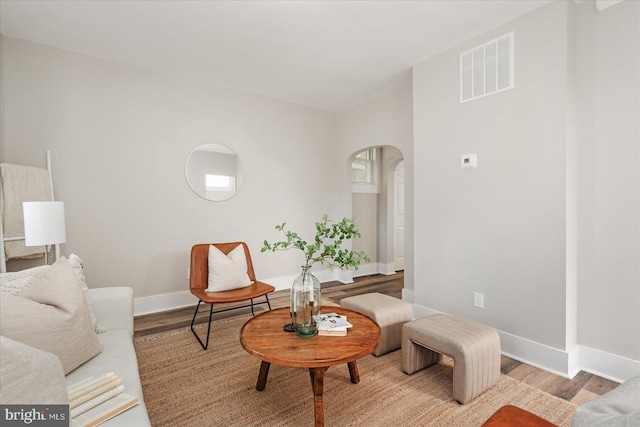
[474,292,484,308]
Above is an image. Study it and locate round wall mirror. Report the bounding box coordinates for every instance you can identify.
[185,143,242,201]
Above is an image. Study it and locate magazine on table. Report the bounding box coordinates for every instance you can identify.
[316,312,353,336]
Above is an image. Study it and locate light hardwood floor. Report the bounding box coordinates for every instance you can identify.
[134,271,618,405]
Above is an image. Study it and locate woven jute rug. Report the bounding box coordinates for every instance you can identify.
[134,316,576,426]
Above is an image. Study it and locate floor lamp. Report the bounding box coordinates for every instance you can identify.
[23,201,66,265]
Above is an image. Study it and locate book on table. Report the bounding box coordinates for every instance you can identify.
[316,313,352,336]
[68,372,139,427]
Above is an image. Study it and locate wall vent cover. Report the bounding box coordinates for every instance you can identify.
[460,32,514,103]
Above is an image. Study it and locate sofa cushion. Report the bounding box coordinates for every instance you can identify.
[0,336,69,404]
[206,244,253,292]
[0,256,103,374]
[66,329,151,426]
[0,254,97,330]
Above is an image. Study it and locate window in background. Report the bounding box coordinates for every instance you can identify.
[352,148,379,193]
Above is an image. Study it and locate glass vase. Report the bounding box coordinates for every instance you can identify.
[290,266,321,338]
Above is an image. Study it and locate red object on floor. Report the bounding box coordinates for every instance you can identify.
[481,405,559,427]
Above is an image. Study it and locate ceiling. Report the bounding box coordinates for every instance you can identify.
[0,0,553,112]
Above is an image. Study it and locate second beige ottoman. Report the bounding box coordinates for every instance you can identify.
[402,314,501,404]
[340,292,413,356]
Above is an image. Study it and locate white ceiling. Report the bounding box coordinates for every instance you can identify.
[0,0,553,112]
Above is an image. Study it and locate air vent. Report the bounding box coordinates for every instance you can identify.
[460,32,514,103]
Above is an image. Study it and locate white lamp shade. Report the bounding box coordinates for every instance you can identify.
[23,201,66,246]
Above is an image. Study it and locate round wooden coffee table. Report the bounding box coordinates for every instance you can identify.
[240,306,381,427]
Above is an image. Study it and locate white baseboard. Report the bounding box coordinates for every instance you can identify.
[577,345,640,383]
[410,302,640,382]
[134,290,197,317]
[378,263,397,275]
[134,267,358,316]
[402,288,414,304]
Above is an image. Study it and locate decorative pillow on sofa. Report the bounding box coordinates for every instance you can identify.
[0,256,103,375]
[0,264,49,295]
[0,253,97,331]
[206,244,253,292]
[0,336,69,404]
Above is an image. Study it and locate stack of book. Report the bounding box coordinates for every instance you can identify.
[316,313,353,336]
[68,372,139,427]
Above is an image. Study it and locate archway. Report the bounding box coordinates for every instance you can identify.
[348,145,405,277]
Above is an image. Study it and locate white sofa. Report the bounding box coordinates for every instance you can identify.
[0,285,150,426]
[65,287,151,426]
[571,375,640,427]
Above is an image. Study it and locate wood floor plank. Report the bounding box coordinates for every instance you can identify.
[570,388,600,406]
[500,355,521,375]
[582,375,619,395]
[554,371,593,401]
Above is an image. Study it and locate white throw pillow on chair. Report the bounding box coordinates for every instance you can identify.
[206,244,253,292]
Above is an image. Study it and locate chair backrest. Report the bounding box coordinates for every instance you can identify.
[189,242,257,293]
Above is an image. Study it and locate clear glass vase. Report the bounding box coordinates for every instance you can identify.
[290,266,321,338]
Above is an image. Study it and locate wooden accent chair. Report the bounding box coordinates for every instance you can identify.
[189,242,275,350]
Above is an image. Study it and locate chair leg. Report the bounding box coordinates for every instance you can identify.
[248,294,272,316]
[190,300,214,350]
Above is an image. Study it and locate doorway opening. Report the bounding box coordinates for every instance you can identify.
[349,146,405,284]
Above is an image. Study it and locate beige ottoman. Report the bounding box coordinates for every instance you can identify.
[402,314,500,404]
[340,292,413,356]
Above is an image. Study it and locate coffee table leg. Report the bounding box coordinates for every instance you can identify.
[348,361,360,384]
[256,361,270,391]
[309,368,326,427]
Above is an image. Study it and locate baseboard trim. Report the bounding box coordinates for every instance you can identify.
[352,263,377,278]
[577,345,640,383]
[134,290,197,317]
[410,303,639,382]
[402,288,415,304]
[135,264,404,316]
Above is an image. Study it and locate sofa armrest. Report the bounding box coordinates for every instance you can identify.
[88,287,134,335]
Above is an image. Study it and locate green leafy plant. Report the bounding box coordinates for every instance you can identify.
[261,214,370,271]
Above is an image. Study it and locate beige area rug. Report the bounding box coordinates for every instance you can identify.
[134,316,576,427]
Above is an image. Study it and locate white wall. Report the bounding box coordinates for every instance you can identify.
[414,0,571,351]
[1,37,340,301]
[412,0,640,380]
[575,0,640,361]
[378,146,404,273]
[0,36,4,161]
[352,192,378,264]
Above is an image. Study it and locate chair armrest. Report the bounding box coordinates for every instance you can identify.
[88,287,134,335]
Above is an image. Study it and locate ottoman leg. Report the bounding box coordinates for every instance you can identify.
[452,330,501,404]
[401,326,440,375]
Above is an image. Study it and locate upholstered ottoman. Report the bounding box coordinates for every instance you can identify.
[340,292,413,356]
[482,405,558,427]
[402,314,500,404]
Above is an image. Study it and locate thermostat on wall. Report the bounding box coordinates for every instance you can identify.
[460,154,478,168]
